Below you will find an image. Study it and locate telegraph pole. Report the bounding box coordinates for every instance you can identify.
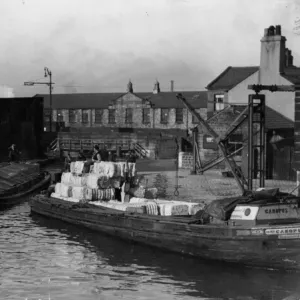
[24,67,54,132]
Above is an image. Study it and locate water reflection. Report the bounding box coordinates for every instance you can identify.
[30,213,300,300]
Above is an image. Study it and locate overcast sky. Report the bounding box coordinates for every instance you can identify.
[0,0,299,96]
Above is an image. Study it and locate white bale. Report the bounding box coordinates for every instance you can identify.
[86,174,100,189]
[61,172,72,185]
[60,183,71,198]
[54,183,62,195]
[158,203,189,216]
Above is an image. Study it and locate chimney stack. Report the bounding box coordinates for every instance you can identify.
[153,80,160,94]
[170,80,174,92]
[275,25,281,36]
[285,48,294,67]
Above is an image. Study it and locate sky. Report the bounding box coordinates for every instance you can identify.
[0,0,299,97]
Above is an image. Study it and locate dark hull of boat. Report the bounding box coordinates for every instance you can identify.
[30,196,300,271]
[0,174,51,207]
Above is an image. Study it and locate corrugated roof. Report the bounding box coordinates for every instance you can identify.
[281,67,300,85]
[206,66,259,90]
[37,91,208,109]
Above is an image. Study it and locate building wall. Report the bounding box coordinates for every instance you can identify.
[49,92,207,131]
[227,71,259,104]
[258,74,295,121]
[207,89,228,113]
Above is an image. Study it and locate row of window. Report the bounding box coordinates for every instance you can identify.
[46,108,200,124]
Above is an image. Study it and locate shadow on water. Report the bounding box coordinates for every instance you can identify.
[30,213,300,300]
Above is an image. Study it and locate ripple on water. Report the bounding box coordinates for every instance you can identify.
[1,202,300,299]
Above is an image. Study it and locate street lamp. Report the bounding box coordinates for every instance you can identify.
[44,67,53,132]
[24,68,54,132]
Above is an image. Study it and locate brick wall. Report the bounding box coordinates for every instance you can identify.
[294,87,300,170]
[178,152,193,169]
[50,93,207,130]
[196,108,259,170]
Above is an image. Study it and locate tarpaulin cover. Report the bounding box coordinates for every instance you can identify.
[195,189,284,223]
[0,163,40,190]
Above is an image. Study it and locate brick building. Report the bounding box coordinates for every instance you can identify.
[0,97,44,160]
[38,80,207,132]
[186,25,299,180]
[37,81,207,158]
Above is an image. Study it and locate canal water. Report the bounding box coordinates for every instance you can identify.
[1,202,300,300]
[1,161,300,299]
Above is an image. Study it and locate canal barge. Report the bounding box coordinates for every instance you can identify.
[30,87,300,270]
[0,162,51,207]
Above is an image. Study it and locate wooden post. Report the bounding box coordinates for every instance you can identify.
[297,171,300,197]
[190,128,197,175]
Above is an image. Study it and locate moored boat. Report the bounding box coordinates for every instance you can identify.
[0,162,51,207]
[30,159,300,271]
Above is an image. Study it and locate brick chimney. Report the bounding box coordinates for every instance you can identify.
[260,25,286,81]
[153,80,160,94]
[127,79,133,93]
[285,48,294,67]
[170,80,174,92]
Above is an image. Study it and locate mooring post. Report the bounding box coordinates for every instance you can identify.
[191,128,197,175]
[297,171,300,197]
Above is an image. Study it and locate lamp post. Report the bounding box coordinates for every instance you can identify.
[24,67,54,132]
[44,67,53,132]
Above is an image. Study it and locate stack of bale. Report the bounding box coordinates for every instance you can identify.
[51,161,136,203]
[50,160,205,217]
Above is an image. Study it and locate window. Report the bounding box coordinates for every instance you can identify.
[161,108,169,124]
[44,109,51,123]
[142,108,150,124]
[57,110,64,122]
[175,108,183,123]
[95,109,103,123]
[108,109,116,124]
[228,133,243,156]
[214,94,225,111]
[82,109,89,123]
[69,109,76,123]
[44,109,51,131]
[125,108,133,123]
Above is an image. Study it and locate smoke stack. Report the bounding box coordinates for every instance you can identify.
[170,80,174,92]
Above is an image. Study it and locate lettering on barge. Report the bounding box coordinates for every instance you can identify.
[265,227,300,235]
[264,208,288,214]
[256,205,299,220]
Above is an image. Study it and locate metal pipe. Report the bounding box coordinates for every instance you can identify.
[260,97,266,187]
[248,96,253,191]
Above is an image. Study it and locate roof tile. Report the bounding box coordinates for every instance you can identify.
[38,91,208,109]
[206,66,259,90]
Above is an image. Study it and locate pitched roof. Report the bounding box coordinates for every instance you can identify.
[144,91,207,108]
[265,106,294,129]
[281,67,300,85]
[232,105,294,130]
[37,91,207,109]
[206,66,259,90]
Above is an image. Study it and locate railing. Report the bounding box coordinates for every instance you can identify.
[45,136,150,159]
[133,143,147,158]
